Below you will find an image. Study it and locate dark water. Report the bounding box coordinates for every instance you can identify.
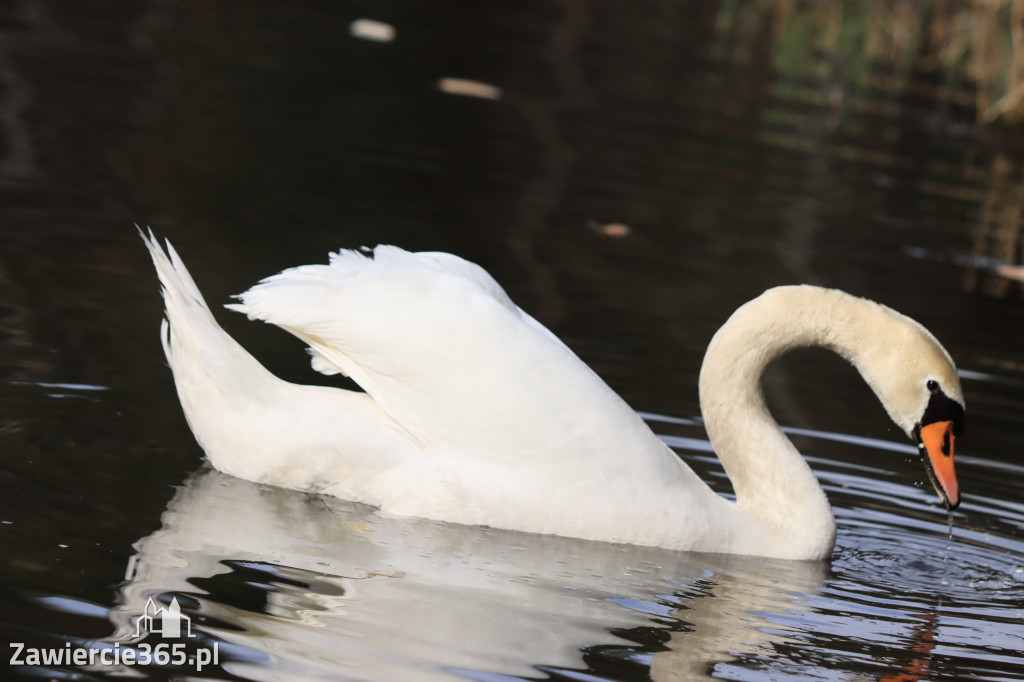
[2,1,1023,680]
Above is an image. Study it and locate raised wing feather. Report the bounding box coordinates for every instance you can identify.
[225,246,640,460]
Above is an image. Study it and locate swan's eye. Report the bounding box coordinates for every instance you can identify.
[927,380,939,393]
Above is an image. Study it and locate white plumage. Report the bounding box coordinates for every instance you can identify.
[141,230,964,559]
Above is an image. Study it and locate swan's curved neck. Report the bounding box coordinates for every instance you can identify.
[697,287,897,558]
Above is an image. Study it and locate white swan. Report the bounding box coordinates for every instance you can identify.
[140,231,965,560]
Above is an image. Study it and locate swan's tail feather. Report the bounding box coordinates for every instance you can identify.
[138,226,212,320]
[164,238,211,314]
[139,227,234,373]
[139,227,284,425]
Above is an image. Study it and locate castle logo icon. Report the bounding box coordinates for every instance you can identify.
[133,596,194,638]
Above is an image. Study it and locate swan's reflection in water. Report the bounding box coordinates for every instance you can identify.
[109,468,825,680]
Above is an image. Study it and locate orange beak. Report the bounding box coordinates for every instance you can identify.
[918,420,960,509]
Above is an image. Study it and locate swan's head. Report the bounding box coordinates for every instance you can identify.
[848,301,965,510]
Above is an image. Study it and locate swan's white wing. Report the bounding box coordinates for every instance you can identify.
[226,247,661,469]
[239,246,566,379]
